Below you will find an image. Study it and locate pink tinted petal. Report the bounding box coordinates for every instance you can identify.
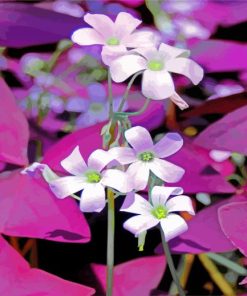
[80,183,105,212]
[49,176,86,199]
[125,126,153,152]
[120,192,153,215]
[101,45,127,66]
[114,12,141,39]
[240,277,247,285]
[110,54,146,82]
[166,57,204,85]
[127,161,150,190]
[88,149,114,172]
[169,93,189,110]
[84,13,114,38]
[101,169,133,193]
[61,146,87,175]
[109,147,136,165]
[123,214,159,236]
[142,69,175,100]
[151,186,183,207]
[71,28,105,45]
[160,214,188,242]
[166,195,195,215]
[159,43,190,60]
[154,132,183,158]
[134,46,157,60]
[149,158,185,183]
[122,31,156,48]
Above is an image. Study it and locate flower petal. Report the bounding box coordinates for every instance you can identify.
[114,12,141,39]
[154,133,183,158]
[71,28,105,46]
[80,183,106,212]
[61,146,87,175]
[142,69,175,100]
[126,161,150,190]
[125,126,154,152]
[84,13,114,39]
[169,93,189,110]
[87,149,114,172]
[101,45,127,66]
[110,54,146,83]
[101,169,133,193]
[49,176,86,199]
[151,186,184,207]
[149,158,185,183]
[109,147,136,165]
[160,214,188,241]
[120,192,153,215]
[122,31,156,48]
[159,43,190,60]
[123,215,159,236]
[166,58,204,85]
[166,195,195,215]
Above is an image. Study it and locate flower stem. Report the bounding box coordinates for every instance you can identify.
[160,226,185,296]
[107,189,115,296]
[108,70,113,118]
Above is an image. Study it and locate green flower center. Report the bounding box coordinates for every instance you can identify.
[152,205,168,220]
[90,102,103,112]
[107,37,120,46]
[138,151,155,162]
[147,60,164,71]
[85,171,101,183]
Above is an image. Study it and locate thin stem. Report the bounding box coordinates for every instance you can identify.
[118,98,150,117]
[108,70,113,118]
[160,226,185,296]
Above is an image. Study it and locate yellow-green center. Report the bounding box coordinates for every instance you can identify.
[138,151,154,162]
[90,102,103,112]
[107,37,120,46]
[85,171,101,183]
[152,205,168,219]
[147,60,164,71]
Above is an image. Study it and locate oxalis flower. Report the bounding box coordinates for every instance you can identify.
[121,186,195,240]
[71,12,156,65]
[109,126,185,190]
[48,146,133,212]
[109,43,204,109]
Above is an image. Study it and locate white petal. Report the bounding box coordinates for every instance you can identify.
[114,12,141,39]
[151,186,184,207]
[126,161,150,190]
[142,69,175,100]
[80,183,106,212]
[154,132,183,158]
[149,158,185,183]
[49,176,86,199]
[84,13,114,39]
[122,31,156,48]
[120,192,153,215]
[125,126,154,152]
[160,214,188,241]
[71,28,105,46]
[169,93,189,110]
[123,215,159,236]
[166,195,195,215]
[133,46,158,60]
[101,169,133,193]
[166,58,204,85]
[110,54,146,83]
[101,45,127,66]
[159,43,190,60]
[61,146,87,175]
[109,147,136,165]
[87,149,114,172]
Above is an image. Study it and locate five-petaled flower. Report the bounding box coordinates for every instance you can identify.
[49,146,133,212]
[109,126,185,190]
[121,186,195,240]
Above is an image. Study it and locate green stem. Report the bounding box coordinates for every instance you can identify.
[117,98,150,117]
[160,226,185,296]
[108,71,113,118]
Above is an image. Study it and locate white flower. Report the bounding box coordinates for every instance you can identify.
[121,186,195,241]
[48,146,133,212]
[109,126,185,190]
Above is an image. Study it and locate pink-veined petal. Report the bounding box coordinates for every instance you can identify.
[80,183,106,212]
[126,161,150,190]
[166,57,204,85]
[84,13,114,39]
[71,28,105,46]
[166,195,195,215]
[160,214,188,241]
[151,186,183,207]
[123,215,159,236]
[87,149,114,172]
[154,132,183,158]
[121,192,153,215]
[61,146,87,175]
[159,43,190,60]
[114,12,141,39]
[49,176,86,199]
[142,69,175,100]
[108,147,136,165]
[125,126,154,152]
[149,158,185,183]
[169,93,189,110]
[110,54,146,83]
[122,31,156,48]
[101,169,133,193]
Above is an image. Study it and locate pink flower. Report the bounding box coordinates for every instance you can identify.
[109,126,185,190]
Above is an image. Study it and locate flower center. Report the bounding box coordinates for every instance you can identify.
[107,37,120,46]
[90,102,103,112]
[138,151,155,162]
[85,171,101,183]
[152,205,168,220]
[147,60,164,71]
